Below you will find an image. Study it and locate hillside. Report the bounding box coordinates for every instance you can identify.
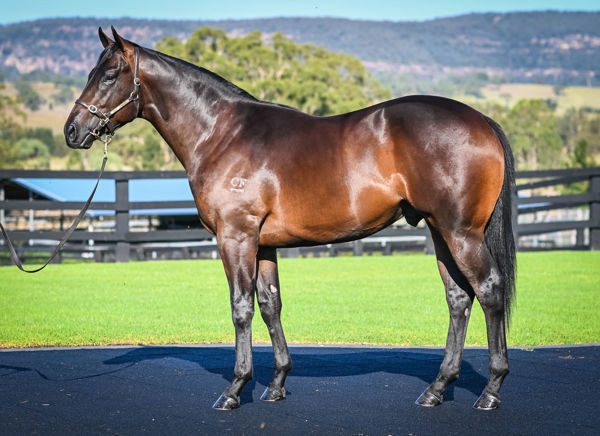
[1,11,599,85]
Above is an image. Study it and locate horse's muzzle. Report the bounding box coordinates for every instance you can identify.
[64,122,93,149]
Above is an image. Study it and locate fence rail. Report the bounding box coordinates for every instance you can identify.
[515,167,600,250]
[1,166,599,264]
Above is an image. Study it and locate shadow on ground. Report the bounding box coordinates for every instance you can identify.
[102,346,488,404]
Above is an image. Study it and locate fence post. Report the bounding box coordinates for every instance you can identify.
[353,240,363,256]
[0,185,4,227]
[328,244,337,257]
[590,174,600,250]
[115,178,130,262]
[285,247,300,258]
[511,188,519,251]
[424,227,435,255]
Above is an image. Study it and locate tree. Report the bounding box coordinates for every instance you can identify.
[558,108,600,163]
[553,83,566,97]
[14,138,51,169]
[66,150,84,170]
[504,99,564,169]
[21,127,56,155]
[51,85,75,106]
[0,80,26,168]
[141,132,165,170]
[14,80,43,111]
[156,28,391,116]
[570,139,596,168]
[561,139,597,195]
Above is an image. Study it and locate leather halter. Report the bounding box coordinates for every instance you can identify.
[75,46,141,141]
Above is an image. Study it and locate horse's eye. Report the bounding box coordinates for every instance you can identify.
[103,73,118,84]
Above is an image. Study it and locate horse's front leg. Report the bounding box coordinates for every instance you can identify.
[212,227,259,410]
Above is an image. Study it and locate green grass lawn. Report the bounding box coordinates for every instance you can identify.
[0,252,598,348]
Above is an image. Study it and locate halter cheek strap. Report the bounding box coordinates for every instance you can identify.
[75,46,141,140]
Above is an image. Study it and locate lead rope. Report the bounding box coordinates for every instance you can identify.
[0,136,111,273]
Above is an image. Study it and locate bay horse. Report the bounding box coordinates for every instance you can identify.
[65,27,516,411]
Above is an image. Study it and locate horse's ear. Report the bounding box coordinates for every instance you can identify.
[111,26,125,51]
[98,27,113,48]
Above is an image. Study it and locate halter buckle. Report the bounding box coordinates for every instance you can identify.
[103,134,112,158]
[88,104,98,114]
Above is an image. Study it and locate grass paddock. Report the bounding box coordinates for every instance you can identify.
[0,251,598,348]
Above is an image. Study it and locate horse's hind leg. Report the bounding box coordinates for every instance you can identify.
[437,228,509,410]
[416,226,475,407]
[256,247,292,401]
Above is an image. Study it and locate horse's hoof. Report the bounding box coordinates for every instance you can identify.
[260,386,286,402]
[473,392,501,410]
[415,390,443,407]
[212,394,240,410]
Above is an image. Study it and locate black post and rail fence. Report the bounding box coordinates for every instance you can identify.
[1,166,599,265]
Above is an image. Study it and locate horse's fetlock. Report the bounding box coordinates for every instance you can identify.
[489,358,509,377]
[439,367,460,383]
[234,367,253,382]
[276,359,293,374]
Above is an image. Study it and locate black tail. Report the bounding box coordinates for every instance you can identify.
[484,116,517,327]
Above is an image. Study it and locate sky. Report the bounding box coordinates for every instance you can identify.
[0,0,598,24]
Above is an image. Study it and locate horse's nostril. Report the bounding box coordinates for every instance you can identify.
[67,123,77,142]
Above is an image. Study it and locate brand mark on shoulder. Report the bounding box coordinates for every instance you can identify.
[230,177,248,192]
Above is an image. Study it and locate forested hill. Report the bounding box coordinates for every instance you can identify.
[1,11,599,85]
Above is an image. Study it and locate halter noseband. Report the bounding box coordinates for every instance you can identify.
[75,46,141,142]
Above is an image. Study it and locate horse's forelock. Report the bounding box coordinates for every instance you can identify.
[95,44,117,68]
[86,45,119,82]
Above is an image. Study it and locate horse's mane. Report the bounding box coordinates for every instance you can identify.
[142,45,258,102]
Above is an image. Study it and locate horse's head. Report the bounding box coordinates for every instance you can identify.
[64,26,141,149]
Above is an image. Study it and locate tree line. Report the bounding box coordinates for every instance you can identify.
[1,27,598,173]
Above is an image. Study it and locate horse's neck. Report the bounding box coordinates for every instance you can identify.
[139,51,247,174]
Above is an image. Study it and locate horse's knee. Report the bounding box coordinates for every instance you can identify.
[232,303,254,327]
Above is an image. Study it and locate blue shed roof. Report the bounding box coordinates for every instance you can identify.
[12,178,197,217]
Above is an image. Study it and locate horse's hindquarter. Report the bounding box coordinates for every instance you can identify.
[382,96,505,232]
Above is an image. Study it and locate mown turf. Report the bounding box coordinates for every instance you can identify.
[0,252,598,348]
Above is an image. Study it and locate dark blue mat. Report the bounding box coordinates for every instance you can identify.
[1,345,598,434]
